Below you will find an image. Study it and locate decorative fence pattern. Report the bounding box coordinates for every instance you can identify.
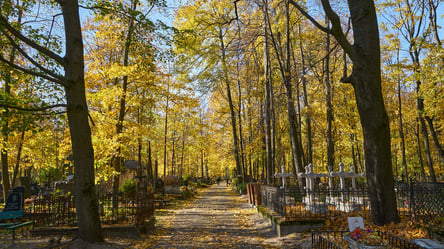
[24,192,155,228]
[249,182,443,231]
[257,185,371,218]
[312,231,426,249]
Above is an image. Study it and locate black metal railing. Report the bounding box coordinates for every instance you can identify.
[312,231,346,249]
[260,182,443,230]
[24,192,154,228]
[260,185,371,219]
[312,231,426,249]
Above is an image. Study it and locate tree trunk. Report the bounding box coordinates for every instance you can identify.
[218,27,242,181]
[419,116,436,182]
[200,150,204,178]
[295,0,401,225]
[237,80,246,180]
[395,49,408,180]
[147,141,153,186]
[12,131,25,187]
[163,83,170,177]
[112,0,138,206]
[298,25,312,165]
[62,0,103,241]
[279,0,304,187]
[346,0,399,225]
[415,121,426,178]
[425,116,444,166]
[263,1,273,184]
[324,17,335,171]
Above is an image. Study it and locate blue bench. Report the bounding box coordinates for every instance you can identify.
[0,210,34,243]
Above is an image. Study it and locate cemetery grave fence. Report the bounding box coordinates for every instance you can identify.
[311,230,427,249]
[249,181,443,234]
[21,191,154,228]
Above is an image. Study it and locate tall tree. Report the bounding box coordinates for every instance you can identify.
[290,0,400,225]
[324,16,335,172]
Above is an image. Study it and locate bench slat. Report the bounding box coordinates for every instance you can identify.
[7,221,33,230]
[0,223,20,228]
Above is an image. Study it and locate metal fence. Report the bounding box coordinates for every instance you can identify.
[24,192,154,228]
[259,185,371,218]
[312,231,426,249]
[258,182,443,230]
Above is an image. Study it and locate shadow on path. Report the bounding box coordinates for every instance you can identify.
[149,184,263,248]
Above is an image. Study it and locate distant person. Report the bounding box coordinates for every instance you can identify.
[217,177,221,185]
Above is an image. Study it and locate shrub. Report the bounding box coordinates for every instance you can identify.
[119,178,136,199]
[237,183,247,194]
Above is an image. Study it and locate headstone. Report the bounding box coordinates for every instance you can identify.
[347,216,365,232]
[16,176,32,199]
[4,187,24,211]
[30,183,40,196]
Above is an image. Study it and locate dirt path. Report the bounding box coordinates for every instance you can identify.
[144,184,263,248]
[142,184,311,249]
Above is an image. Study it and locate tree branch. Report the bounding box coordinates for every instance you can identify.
[0,54,67,87]
[0,102,67,112]
[2,31,66,84]
[0,15,66,66]
[288,0,331,34]
[319,0,355,60]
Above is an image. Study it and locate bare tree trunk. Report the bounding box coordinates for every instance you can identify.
[428,0,442,47]
[112,0,138,207]
[298,25,312,165]
[218,28,242,181]
[414,121,426,178]
[324,16,335,171]
[147,141,153,186]
[424,117,444,166]
[396,51,408,180]
[418,101,436,182]
[237,80,246,179]
[12,131,25,187]
[62,0,103,241]
[282,0,304,186]
[263,1,273,184]
[163,82,170,178]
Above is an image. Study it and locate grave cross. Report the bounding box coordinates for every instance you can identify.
[274,165,293,190]
[330,162,348,191]
[299,164,327,192]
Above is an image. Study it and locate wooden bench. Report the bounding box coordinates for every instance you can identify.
[0,210,34,243]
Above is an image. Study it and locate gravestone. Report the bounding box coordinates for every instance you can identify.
[347,216,365,232]
[4,187,24,211]
[16,176,32,199]
[30,183,40,196]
